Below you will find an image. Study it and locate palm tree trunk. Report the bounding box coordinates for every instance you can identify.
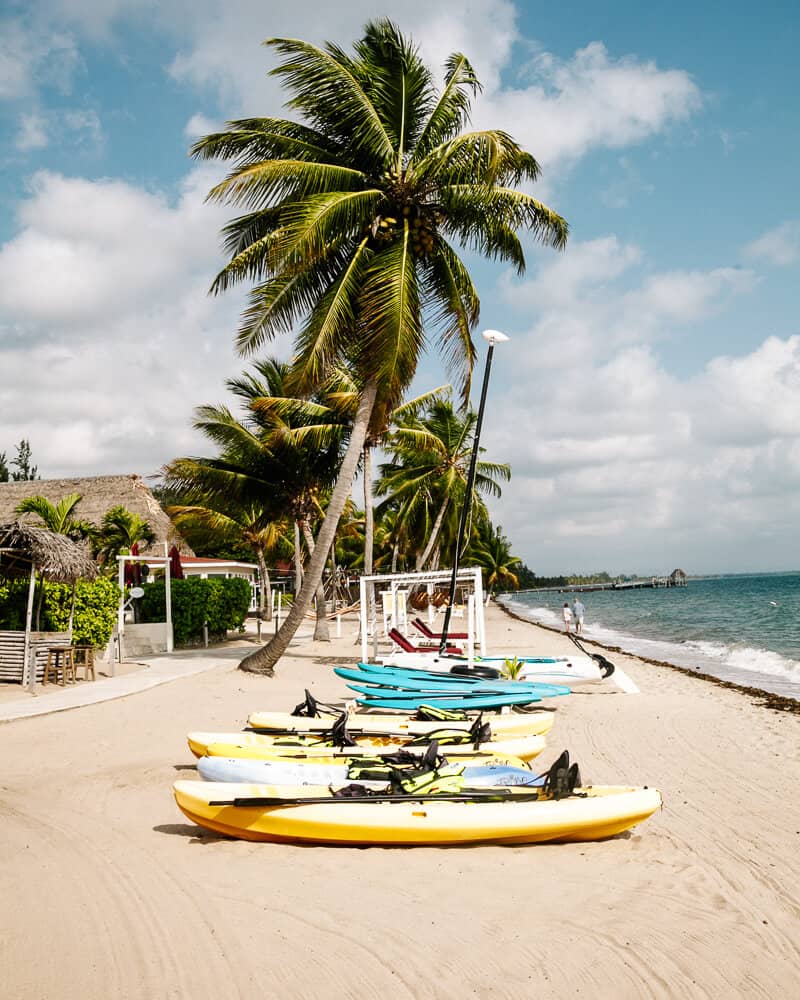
[300,518,330,642]
[293,522,303,596]
[255,545,272,622]
[415,496,449,571]
[239,378,379,674]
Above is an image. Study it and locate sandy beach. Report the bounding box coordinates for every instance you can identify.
[1,603,798,999]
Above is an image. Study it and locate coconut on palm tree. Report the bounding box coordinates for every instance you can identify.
[192,19,567,673]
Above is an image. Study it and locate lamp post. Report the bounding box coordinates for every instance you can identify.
[439,329,510,653]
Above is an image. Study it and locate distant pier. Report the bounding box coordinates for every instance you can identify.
[516,569,688,595]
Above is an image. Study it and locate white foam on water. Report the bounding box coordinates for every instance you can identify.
[499,596,800,698]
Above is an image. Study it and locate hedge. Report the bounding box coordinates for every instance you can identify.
[0,576,120,648]
[139,577,251,645]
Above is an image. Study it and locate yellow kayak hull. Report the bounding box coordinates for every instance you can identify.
[247,710,554,739]
[187,731,547,762]
[174,780,662,845]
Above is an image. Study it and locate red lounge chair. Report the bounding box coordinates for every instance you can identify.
[412,617,469,641]
[388,628,463,655]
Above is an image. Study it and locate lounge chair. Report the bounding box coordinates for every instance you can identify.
[387,627,463,655]
[411,617,469,641]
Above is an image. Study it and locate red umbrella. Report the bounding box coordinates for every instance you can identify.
[169,544,184,580]
[125,541,140,587]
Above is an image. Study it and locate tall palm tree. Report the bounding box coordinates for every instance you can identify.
[193,19,567,673]
[376,397,510,571]
[14,493,93,541]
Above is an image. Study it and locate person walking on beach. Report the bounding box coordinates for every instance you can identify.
[561,602,572,633]
[572,597,585,635]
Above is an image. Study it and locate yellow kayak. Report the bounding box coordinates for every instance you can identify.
[187,731,547,762]
[174,780,662,845]
[246,709,554,739]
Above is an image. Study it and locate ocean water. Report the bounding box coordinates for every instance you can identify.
[499,573,800,699]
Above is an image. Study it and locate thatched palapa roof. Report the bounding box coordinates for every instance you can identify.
[0,474,193,556]
[0,521,98,582]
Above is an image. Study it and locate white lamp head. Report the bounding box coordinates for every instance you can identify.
[481,328,510,345]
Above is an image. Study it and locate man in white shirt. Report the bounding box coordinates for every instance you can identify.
[571,598,585,635]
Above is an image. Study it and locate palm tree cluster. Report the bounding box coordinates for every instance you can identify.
[188,19,566,672]
[161,368,521,611]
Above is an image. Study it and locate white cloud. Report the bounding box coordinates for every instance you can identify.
[184,112,221,138]
[481,242,800,573]
[15,112,49,151]
[0,167,271,477]
[0,17,81,100]
[474,41,702,167]
[743,221,800,267]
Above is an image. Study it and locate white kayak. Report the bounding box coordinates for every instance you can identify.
[197,755,545,787]
[381,652,606,686]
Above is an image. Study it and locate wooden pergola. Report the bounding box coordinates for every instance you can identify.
[0,521,98,689]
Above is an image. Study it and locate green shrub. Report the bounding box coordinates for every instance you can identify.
[0,576,120,648]
[0,579,29,630]
[140,577,251,645]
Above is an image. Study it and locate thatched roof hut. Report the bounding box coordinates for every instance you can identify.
[0,474,192,556]
[0,521,98,582]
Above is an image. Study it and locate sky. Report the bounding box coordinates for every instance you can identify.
[0,0,798,576]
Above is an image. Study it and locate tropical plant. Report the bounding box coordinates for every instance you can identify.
[468,522,521,595]
[192,19,567,673]
[162,358,348,638]
[500,656,524,680]
[167,501,290,620]
[14,492,94,541]
[376,397,510,571]
[96,506,157,568]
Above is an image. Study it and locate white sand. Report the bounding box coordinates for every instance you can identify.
[1,604,798,998]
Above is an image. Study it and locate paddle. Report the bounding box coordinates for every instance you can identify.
[208,788,546,807]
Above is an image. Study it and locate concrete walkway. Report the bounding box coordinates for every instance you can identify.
[0,626,314,724]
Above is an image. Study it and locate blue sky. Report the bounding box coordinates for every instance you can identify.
[0,0,798,575]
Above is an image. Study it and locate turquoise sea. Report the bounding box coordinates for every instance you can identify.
[499,573,800,699]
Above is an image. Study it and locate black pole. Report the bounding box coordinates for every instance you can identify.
[439,341,496,653]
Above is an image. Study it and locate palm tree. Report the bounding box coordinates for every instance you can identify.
[163,359,349,638]
[14,492,95,631]
[468,522,521,596]
[192,19,567,673]
[167,501,289,620]
[376,397,510,571]
[96,507,157,570]
[14,493,93,541]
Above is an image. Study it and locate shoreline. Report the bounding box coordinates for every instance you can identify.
[496,598,800,716]
[1,602,799,997]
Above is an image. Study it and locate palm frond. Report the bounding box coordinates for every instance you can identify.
[267,37,395,167]
[413,53,481,156]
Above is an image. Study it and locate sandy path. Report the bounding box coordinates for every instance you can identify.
[1,607,798,999]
